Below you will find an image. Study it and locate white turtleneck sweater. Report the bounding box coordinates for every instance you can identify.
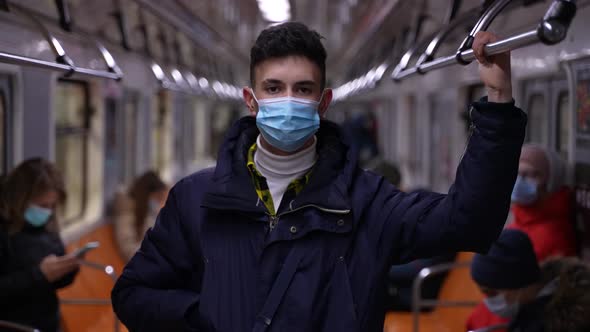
[254,135,317,210]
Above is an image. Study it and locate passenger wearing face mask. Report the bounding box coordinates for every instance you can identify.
[469,229,590,332]
[112,22,528,331]
[0,158,79,332]
[466,144,577,332]
[507,144,576,260]
[113,171,169,261]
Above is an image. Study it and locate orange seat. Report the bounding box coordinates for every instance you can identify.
[58,223,128,332]
[384,252,484,332]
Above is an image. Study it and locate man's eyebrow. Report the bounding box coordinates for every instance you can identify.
[261,79,284,85]
[294,80,317,86]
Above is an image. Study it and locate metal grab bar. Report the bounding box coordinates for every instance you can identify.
[391,32,438,81]
[1,3,123,80]
[415,8,480,69]
[393,0,577,82]
[59,259,120,332]
[392,8,480,81]
[456,0,513,63]
[411,261,475,332]
[0,51,122,80]
[0,321,40,332]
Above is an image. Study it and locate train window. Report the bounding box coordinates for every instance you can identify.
[152,90,170,174]
[54,80,90,227]
[123,92,139,181]
[185,106,196,163]
[104,91,139,198]
[210,105,241,159]
[173,99,186,167]
[526,94,548,145]
[0,75,12,175]
[556,92,570,159]
[0,91,4,175]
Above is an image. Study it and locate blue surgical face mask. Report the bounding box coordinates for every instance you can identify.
[511,176,539,205]
[253,92,322,153]
[24,205,53,227]
[483,293,520,318]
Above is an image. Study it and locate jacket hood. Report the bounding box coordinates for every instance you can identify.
[203,116,359,213]
[511,187,572,226]
[540,257,590,332]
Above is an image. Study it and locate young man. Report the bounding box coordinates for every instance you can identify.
[112,22,526,331]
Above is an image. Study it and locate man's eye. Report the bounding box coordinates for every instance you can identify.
[266,86,280,94]
[297,87,312,95]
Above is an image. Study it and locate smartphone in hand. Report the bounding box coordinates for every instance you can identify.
[72,241,100,258]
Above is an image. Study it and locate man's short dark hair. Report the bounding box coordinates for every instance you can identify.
[250,22,327,89]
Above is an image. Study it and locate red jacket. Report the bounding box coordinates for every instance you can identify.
[466,188,576,332]
[508,187,577,260]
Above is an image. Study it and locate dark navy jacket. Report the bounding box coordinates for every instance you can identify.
[112,99,526,331]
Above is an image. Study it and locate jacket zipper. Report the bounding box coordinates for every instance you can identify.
[267,204,351,232]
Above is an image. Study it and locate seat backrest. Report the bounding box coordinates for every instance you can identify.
[424,252,484,331]
[58,222,128,332]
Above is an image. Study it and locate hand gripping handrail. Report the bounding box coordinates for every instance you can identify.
[455,0,513,64]
[0,3,122,80]
[59,260,120,332]
[393,0,577,82]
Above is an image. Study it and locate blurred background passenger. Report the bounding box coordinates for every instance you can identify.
[367,161,455,311]
[0,158,79,332]
[469,229,590,332]
[113,171,169,261]
[467,144,578,331]
[507,144,576,260]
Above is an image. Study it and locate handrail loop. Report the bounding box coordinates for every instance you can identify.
[391,0,577,82]
[1,3,123,80]
[455,0,512,65]
[415,8,480,72]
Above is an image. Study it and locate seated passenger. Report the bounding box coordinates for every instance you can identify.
[113,171,168,261]
[507,144,576,260]
[467,144,577,331]
[0,158,79,332]
[470,229,590,332]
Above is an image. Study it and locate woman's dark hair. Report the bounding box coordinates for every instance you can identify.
[0,158,66,233]
[128,171,167,236]
[250,22,327,89]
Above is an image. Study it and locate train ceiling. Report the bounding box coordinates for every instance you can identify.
[4,0,554,87]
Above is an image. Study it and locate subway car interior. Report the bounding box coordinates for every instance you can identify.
[0,0,589,331]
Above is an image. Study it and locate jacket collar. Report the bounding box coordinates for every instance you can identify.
[202,116,358,214]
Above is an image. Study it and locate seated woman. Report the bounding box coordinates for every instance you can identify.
[467,144,577,331]
[0,158,79,332]
[469,229,590,332]
[114,171,168,261]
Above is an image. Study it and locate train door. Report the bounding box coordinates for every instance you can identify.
[0,74,12,175]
